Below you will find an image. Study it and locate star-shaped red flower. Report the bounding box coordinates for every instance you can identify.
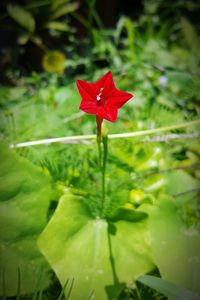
[76,71,133,122]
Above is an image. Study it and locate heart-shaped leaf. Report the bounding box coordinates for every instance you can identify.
[38,192,154,299]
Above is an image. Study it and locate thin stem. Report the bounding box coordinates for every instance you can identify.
[96,115,103,141]
[96,115,103,166]
[10,119,200,148]
[101,136,107,215]
[97,139,102,167]
[95,116,107,215]
[107,226,118,285]
[91,8,104,30]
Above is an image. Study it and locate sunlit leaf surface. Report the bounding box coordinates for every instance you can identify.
[0,144,53,296]
[38,192,154,300]
[147,194,200,296]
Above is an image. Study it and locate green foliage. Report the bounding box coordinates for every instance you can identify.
[0,82,81,142]
[5,0,79,41]
[0,0,79,71]
[7,5,35,34]
[38,191,154,300]
[144,194,200,296]
[0,144,53,296]
[138,275,200,300]
[181,18,200,59]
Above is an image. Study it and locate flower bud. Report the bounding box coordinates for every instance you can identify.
[102,123,108,138]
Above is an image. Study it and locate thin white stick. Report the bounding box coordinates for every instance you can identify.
[10,119,200,148]
[141,132,199,143]
[10,135,95,148]
[109,119,200,138]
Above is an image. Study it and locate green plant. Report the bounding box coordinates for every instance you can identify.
[138,275,200,300]
[0,0,79,71]
[0,4,200,298]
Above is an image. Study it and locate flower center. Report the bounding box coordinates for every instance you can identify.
[96,87,104,102]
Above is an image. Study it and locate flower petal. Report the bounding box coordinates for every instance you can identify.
[76,80,96,100]
[76,71,134,123]
[79,99,98,114]
[107,90,133,109]
[97,106,118,122]
[94,71,115,96]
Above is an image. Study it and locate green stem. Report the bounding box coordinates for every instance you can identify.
[107,225,119,285]
[97,139,102,167]
[96,115,103,167]
[101,136,107,215]
[91,8,104,30]
[96,120,108,216]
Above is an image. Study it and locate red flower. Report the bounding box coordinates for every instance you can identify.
[76,71,133,122]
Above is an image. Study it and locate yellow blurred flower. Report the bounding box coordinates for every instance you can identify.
[42,50,65,74]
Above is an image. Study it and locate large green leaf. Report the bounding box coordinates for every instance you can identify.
[38,192,154,300]
[165,170,200,197]
[146,197,200,296]
[7,5,35,33]
[0,144,52,296]
[44,21,70,32]
[181,17,200,58]
[50,2,79,20]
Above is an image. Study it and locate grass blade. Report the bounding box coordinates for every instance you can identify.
[2,269,6,300]
[87,290,94,300]
[32,290,38,300]
[16,267,21,300]
[65,278,74,300]
[138,275,200,300]
[57,279,69,300]
[37,288,43,300]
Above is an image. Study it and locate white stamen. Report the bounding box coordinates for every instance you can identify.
[96,88,104,101]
